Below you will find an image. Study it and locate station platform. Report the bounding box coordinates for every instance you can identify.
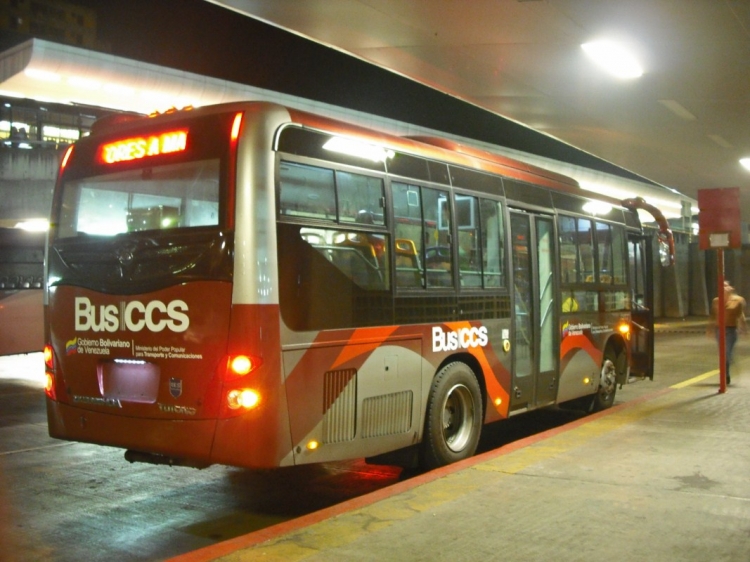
[171,335,750,562]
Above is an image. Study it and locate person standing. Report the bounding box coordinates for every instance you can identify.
[709,281,747,384]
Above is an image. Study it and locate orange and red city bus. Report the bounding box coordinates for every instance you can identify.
[44,101,669,470]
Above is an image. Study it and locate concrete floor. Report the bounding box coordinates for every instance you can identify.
[3,324,749,561]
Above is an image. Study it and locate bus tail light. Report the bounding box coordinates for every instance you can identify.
[226,388,261,410]
[225,354,263,379]
[43,344,57,400]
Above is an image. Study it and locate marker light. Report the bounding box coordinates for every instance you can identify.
[583,377,591,385]
[494,397,503,407]
[618,323,630,335]
[231,112,243,141]
[306,440,320,451]
[60,145,74,169]
[226,388,260,410]
[43,344,54,369]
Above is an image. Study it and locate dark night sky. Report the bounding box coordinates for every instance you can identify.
[27,0,653,184]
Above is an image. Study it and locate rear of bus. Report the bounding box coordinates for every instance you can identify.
[44,103,293,468]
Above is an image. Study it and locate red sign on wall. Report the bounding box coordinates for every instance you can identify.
[698,187,741,250]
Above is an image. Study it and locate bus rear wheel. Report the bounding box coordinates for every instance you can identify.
[422,362,482,470]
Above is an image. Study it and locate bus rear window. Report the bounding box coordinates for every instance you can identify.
[57,159,220,238]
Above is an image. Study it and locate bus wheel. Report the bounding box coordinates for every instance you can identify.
[422,362,482,470]
[591,350,618,412]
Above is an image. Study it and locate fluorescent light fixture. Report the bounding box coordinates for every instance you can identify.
[582,201,613,215]
[67,76,101,90]
[581,40,643,79]
[658,99,696,121]
[323,137,395,162]
[103,83,135,96]
[24,68,61,82]
[740,158,750,171]
[708,134,732,148]
[15,219,49,232]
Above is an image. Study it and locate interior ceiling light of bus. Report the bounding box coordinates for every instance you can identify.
[582,201,613,215]
[323,137,395,163]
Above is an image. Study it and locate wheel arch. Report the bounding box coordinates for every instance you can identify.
[433,352,487,420]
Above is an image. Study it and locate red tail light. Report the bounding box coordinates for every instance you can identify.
[225,354,262,379]
[221,354,263,416]
[43,344,57,400]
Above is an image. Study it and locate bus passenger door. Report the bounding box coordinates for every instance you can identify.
[628,234,654,379]
[509,212,559,411]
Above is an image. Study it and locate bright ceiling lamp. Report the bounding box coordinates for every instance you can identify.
[581,40,643,79]
[740,158,750,171]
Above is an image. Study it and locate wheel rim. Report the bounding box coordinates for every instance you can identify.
[441,383,475,453]
[599,358,616,399]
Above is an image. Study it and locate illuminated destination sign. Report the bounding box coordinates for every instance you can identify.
[99,130,188,164]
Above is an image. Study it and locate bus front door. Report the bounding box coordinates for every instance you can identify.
[509,212,559,412]
[628,233,655,379]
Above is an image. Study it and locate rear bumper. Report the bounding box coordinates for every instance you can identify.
[47,399,217,465]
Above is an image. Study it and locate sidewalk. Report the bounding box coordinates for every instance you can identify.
[654,316,709,333]
[172,367,750,562]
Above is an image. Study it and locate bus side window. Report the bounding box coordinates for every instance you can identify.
[479,198,504,288]
[424,188,453,288]
[335,171,385,226]
[391,182,425,288]
[558,216,577,283]
[457,195,481,288]
[577,218,595,282]
[395,238,421,287]
[278,162,336,220]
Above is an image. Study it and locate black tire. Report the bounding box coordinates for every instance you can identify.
[590,349,618,412]
[422,362,483,470]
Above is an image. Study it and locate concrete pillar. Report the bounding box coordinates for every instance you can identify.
[661,232,687,318]
[689,243,709,316]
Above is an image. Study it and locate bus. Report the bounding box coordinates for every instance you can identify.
[0,227,45,356]
[43,102,673,470]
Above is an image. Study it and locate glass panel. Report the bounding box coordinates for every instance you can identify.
[300,227,389,291]
[59,159,220,238]
[336,171,385,225]
[424,188,453,288]
[537,219,556,373]
[629,239,646,308]
[577,218,595,283]
[611,225,627,284]
[558,215,577,284]
[480,199,504,288]
[596,222,612,283]
[391,182,424,288]
[457,195,481,288]
[278,161,336,220]
[511,214,532,378]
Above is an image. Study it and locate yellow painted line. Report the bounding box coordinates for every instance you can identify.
[671,369,719,389]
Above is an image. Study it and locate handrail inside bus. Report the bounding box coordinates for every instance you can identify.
[621,197,676,266]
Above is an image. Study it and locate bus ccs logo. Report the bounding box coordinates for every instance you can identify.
[74,297,190,333]
[432,326,488,352]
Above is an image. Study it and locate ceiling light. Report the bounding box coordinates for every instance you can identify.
[24,68,61,82]
[740,158,750,171]
[708,134,732,148]
[658,99,696,121]
[581,40,643,79]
